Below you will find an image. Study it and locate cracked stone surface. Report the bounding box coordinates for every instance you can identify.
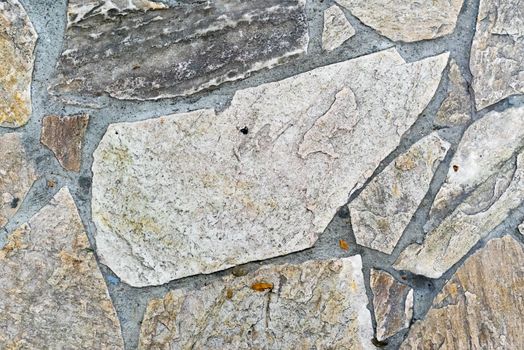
[0,187,124,349]
[0,133,36,228]
[139,256,375,349]
[336,0,464,42]
[470,0,524,110]
[349,132,450,254]
[322,4,355,52]
[400,235,524,349]
[0,0,37,128]
[50,0,309,100]
[371,269,413,342]
[92,48,448,287]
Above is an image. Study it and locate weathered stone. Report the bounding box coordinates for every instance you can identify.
[50,0,309,101]
[470,0,524,109]
[322,4,355,51]
[395,149,524,278]
[401,236,524,349]
[427,106,524,230]
[0,187,124,349]
[520,222,524,235]
[336,0,463,42]
[92,49,448,286]
[0,133,36,228]
[434,59,472,127]
[41,114,89,172]
[139,256,375,349]
[0,0,37,127]
[350,132,450,254]
[370,269,413,341]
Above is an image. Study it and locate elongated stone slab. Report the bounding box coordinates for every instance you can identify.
[139,256,375,349]
[50,0,309,101]
[470,0,524,109]
[0,0,37,127]
[336,0,463,42]
[395,150,524,278]
[0,188,124,349]
[401,236,524,349]
[350,132,450,254]
[0,133,36,228]
[92,48,448,286]
[322,4,355,51]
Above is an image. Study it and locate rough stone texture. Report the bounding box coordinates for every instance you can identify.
[336,0,464,42]
[41,114,89,172]
[139,256,375,349]
[395,149,524,278]
[50,0,309,100]
[434,59,472,127]
[400,236,524,349]
[322,4,355,52]
[0,187,124,349]
[0,133,36,228]
[349,132,450,254]
[92,49,449,286]
[371,269,413,341]
[470,0,524,110]
[0,0,38,128]
[520,222,524,235]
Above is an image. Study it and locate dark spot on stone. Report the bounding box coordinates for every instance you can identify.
[79,176,92,192]
[453,165,459,172]
[371,337,388,347]
[337,205,350,218]
[10,197,20,208]
[240,127,249,135]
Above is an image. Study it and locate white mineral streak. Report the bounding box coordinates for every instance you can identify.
[322,4,355,51]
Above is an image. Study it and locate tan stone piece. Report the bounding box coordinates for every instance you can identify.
[322,4,355,51]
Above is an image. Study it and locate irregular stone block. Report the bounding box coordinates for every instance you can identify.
[401,236,524,349]
[0,0,37,127]
[395,149,524,278]
[0,133,36,228]
[139,256,375,349]
[336,0,463,42]
[50,0,309,101]
[322,4,355,51]
[0,188,124,349]
[41,114,89,172]
[470,0,524,109]
[350,132,450,254]
[371,269,413,341]
[92,48,448,286]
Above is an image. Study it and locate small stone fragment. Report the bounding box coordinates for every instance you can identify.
[371,269,413,341]
[322,4,355,51]
[339,239,350,250]
[350,132,450,254]
[139,256,375,349]
[41,114,89,172]
[0,187,124,349]
[470,0,524,109]
[401,236,524,349]
[0,0,37,128]
[519,222,524,235]
[251,282,273,292]
[0,133,36,228]
[336,0,464,42]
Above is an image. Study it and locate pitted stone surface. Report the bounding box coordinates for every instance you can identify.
[0,188,124,349]
[350,132,450,254]
[435,59,472,127]
[470,0,524,109]
[322,4,355,51]
[0,0,37,127]
[336,0,464,42]
[91,49,448,286]
[139,256,374,349]
[50,0,309,100]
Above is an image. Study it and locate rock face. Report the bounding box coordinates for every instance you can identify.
[350,132,450,254]
[322,4,355,51]
[139,256,375,349]
[50,0,309,100]
[0,188,124,349]
[92,48,448,286]
[401,236,524,349]
[41,114,89,172]
[470,0,524,109]
[336,0,463,42]
[0,0,38,128]
[0,133,36,228]
[370,269,413,341]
